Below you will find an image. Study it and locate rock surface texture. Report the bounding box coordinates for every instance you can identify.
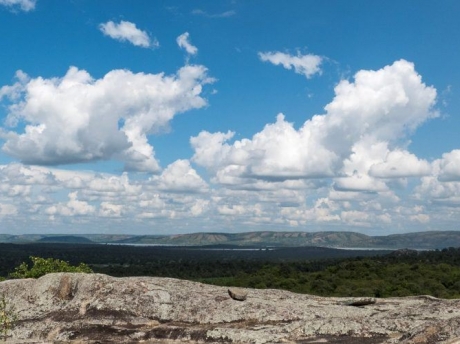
[1,273,460,343]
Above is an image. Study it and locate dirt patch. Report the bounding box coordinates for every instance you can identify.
[85,307,137,320]
[56,275,75,300]
[68,324,140,341]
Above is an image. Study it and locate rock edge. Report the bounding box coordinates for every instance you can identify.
[1,273,460,343]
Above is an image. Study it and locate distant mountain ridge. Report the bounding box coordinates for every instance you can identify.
[1,230,460,249]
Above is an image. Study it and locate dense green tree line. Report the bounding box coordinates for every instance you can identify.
[0,243,387,277]
[2,244,460,298]
[199,258,460,298]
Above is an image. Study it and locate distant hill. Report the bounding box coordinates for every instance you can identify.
[135,231,373,247]
[102,230,460,249]
[1,230,460,249]
[37,235,94,244]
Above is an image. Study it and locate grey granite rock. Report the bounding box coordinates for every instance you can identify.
[341,297,377,307]
[1,273,460,343]
[227,287,248,301]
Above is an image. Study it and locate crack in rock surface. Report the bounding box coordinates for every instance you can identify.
[1,273,460,343]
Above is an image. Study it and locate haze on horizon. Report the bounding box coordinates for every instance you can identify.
[0,0,459,236]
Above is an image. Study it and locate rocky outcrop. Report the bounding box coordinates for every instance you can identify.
[227,288,248,301]
[1,273,460,343]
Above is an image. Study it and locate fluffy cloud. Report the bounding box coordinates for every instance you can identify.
[0,65,213,172]
[155,159,208,193]
[413,151,460,208]
[0,59,454,235]
[0,0,35,11]
[99,202,124,217]
[177,32,198,55]
[0,163,55,185]
[186,59,441,234]
[323,60,437,144]
[45,192,95,217]
[99,20,158,48]
[0,157,454,234]
[436,150,460,182]
[258,51,323,79]
[334,174,388,193]
[340,210,370,227]
[0,162,214,230]
[336,140,431,193]
[369,150,431,178]
[410,213,430,224]
[85,173,141,198]
[0,203,17,216]
[192,60,437,189]
[191,114,337,182]
[279,198,341,224]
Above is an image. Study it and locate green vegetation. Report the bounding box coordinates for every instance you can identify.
[9,256,93,279]
[200,258,460,298]
[0,294,17,340]
[95,247,460,299]
[2,244,460,299]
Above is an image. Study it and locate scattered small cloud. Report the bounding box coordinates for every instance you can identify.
[0,0,36,12]
[191,9,236,18]
[176,32,198,55]
[99,20,158,48]
[258,51,323,79]
[45,192,95,217]
[440,84,452,108]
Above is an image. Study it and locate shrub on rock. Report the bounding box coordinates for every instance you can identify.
[9,256,93,279]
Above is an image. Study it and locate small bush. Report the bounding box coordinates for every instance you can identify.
[9,256,93,279]
[0,294,17,339]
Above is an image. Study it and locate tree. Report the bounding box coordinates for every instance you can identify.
[9,256,93,279]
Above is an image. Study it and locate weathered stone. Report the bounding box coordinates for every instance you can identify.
[1,273,460,343]
[342,297,377,307]
[228,287,248,301]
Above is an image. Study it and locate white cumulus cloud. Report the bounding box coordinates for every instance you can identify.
[0,203,17,216]
[176,32,198,55]
[192,60,437,189]
[99,202,124,217]
[334,173,388,193]
[155,159,208,193]
[191,113,337,182]
[258,51,323,79]
[436,150,460,182]
[45,192,95,217]
[369,150,431,178]
[0,0,35,11]
[413,151,460,207]
[99,20,158,48]
[0,65,214,172]
[0,57,454,235]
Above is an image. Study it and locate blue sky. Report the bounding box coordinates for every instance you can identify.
[0,0,459,235]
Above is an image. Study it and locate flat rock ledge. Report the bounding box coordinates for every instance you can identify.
[2,273,460,343]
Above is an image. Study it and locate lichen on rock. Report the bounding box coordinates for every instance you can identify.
[1,273,460,343]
